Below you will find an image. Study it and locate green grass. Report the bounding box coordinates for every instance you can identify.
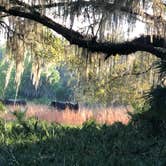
[0,117,166,166]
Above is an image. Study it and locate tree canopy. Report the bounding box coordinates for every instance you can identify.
[0,0,166,92]
[0,0,166,58]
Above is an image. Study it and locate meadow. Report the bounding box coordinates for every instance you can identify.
[0,104,132,125]
[0,104,166,165]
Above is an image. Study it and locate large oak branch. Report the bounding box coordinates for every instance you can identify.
[0,4,166,59]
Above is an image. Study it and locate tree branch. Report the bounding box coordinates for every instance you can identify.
[0,4,166,59]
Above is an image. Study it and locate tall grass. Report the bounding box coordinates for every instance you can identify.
[0,104,132,125]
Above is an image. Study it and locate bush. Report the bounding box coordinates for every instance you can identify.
[0,102,6,113]
[0,115,165,165]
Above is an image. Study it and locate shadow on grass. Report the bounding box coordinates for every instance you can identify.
[0,116,166,166]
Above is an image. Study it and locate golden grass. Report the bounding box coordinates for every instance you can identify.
[0,104,133,125]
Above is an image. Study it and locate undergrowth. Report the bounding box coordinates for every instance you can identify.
[0,115,166,166]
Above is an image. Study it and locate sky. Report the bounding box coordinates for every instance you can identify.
[0,36,5,45]
[128,21,145,39]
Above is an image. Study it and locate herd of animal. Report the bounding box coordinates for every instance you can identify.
[0,99,79,111]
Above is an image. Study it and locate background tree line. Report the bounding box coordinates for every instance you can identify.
[0,36,158,109]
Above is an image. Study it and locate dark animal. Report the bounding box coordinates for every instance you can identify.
[0,99,27,106]
[66,102,79,111]
[51,101,67,110]
[51,101,79,111]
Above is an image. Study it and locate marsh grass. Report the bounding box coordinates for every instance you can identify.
[0,104,132,125]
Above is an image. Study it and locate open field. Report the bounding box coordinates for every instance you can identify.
[0,104,133,125]
[0,104,166,165]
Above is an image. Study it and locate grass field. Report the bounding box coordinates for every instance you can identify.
[0,104,166,166]
[0,104,132,126]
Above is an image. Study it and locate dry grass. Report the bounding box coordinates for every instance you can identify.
[0,104,133,125]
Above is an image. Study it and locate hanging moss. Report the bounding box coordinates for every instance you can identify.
[0,0,166,92]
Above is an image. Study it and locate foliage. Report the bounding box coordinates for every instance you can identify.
[0,117,166,165]
[0,43,158,108]
[12,109,27,123]
[0,39,77,103]
[0,0,166,94]
[69,52,157,108]
[0,31,159,109]
[1,0,166,57]
[0,58,17,98]
[131,61,166,138]
[0,102,6,112]
[142,59,166,119]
